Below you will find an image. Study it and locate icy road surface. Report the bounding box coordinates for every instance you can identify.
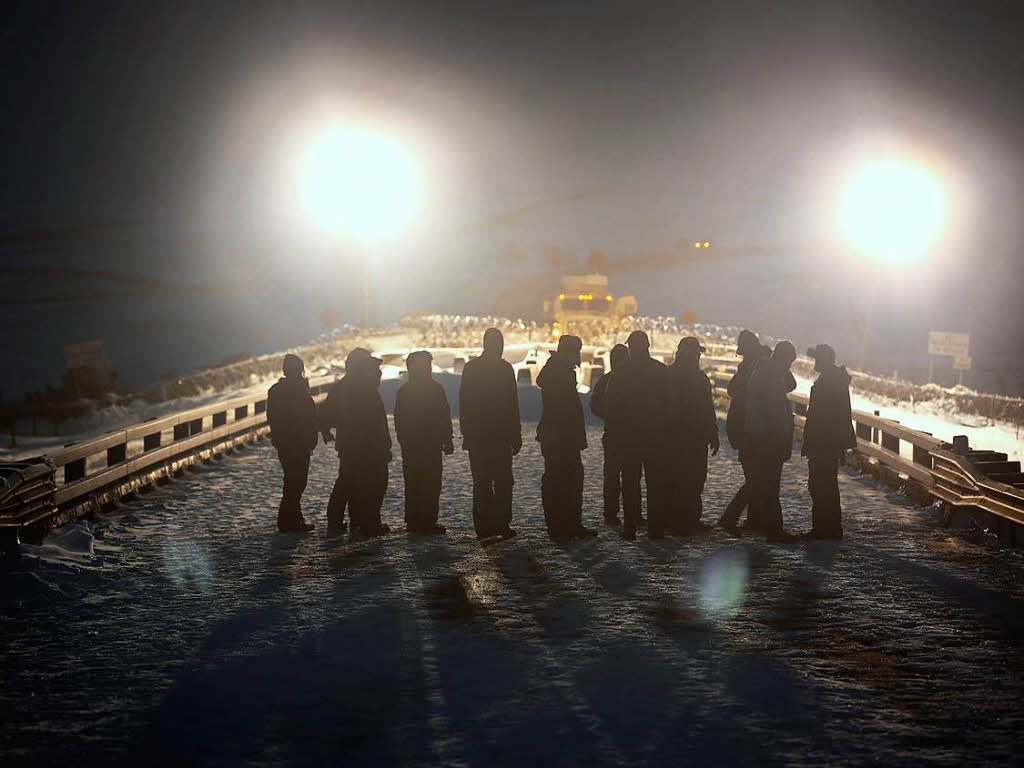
[3,423,1024,767]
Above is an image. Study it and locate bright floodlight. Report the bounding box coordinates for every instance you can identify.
[837,156,947,265]
[296,122,419,241]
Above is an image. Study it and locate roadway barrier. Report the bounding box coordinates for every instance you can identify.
[0,375,335,545]
[709,366,1024,541]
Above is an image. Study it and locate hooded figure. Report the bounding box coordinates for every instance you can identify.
[394,350,455,534]
[801,344,856,539]
[667,336,720,534]
[744,340,799,542]
[590,344,640,526]
[266,354,318,532]
[605,330,674,539]
[459,328,521,539]
[536,334,596,540]
[319,348,392,538]
[718,329,762,534]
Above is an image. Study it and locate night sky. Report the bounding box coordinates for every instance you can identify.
[2,1,1023,393]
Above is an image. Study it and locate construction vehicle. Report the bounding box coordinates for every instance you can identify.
[542,273,637,339]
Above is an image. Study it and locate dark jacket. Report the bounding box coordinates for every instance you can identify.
[267,376,317,452]
[459,354,521,450]
[605,354,674,454]
[319,372,391,463]
[590,370,611,420]
[536,352,587,451]
[725,357,757,450]
[801,364,857,458]
[744,357,796,462]
[668,363,718,447]
[395,378,454,453]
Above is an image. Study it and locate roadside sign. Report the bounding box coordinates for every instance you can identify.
[928,331,969,358]
[953,356,972,371]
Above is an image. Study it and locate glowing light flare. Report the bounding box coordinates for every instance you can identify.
[295,122,420,242]
[837,157,947,265]
[698,548,749,618]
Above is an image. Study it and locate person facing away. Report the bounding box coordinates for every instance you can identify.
[605,329,675,540]
[718,329,762,535]
[536,334,596,540]
[266,354,318,533]
[590,343,640,527]
[744,340,800,542]
[322,348,392,538]
[801,344,856,540]
[458,328,521,540]
[394,350,454,535]
[667,336,720,535]
[317,348,364,533]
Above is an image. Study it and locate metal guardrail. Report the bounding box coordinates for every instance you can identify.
[708,366,1024,530]
[0,375,335,542]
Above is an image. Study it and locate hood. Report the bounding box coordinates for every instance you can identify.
[820,363,851,385]
[536,353,573,389]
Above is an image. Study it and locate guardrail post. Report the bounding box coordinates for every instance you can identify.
[912,444,932,470]
[855,419,871,442]
[881,422,900,453]
[107,443,126,466]
[64,458,85,483]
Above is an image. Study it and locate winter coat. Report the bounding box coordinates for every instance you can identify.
[536,352,587,451]
[725,357,756,450]
[744,357,796,462]
[801,364,857,458]
[590,370,611,420]
[266,376,317,452]
[395,378,454,453]
[604,354,674,454]
[319,373,391,463]
[459,354,521,451]
[668,363,718,447]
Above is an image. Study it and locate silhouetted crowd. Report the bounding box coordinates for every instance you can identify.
[266,326,856,543]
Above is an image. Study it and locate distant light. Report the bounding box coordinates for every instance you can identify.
[693,241,702,248]
[837,156,947,265]
[552,328,562,338]
[558,293,565,300]
[295,121,419,242]
[605,294,613,301]
[703,241,710,248]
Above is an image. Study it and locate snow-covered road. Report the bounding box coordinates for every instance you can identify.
[3,423,1024,767]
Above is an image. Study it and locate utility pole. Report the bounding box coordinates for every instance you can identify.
[362,250,371,329]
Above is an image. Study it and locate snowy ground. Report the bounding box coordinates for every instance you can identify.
[3,421,1024,767]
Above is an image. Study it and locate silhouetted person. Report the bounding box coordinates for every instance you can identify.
[745,340,799,542]
[318,349,360,532]
[266,354,317,532]
[667,337,720,534]
[537,334,596,540]
[718,329,762,535]
[590,343,640,526]
[606,330,674,540]
[459,328,521,539]
[321,348,392,538]
[395,350,454,534]
[801,344,856,540]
